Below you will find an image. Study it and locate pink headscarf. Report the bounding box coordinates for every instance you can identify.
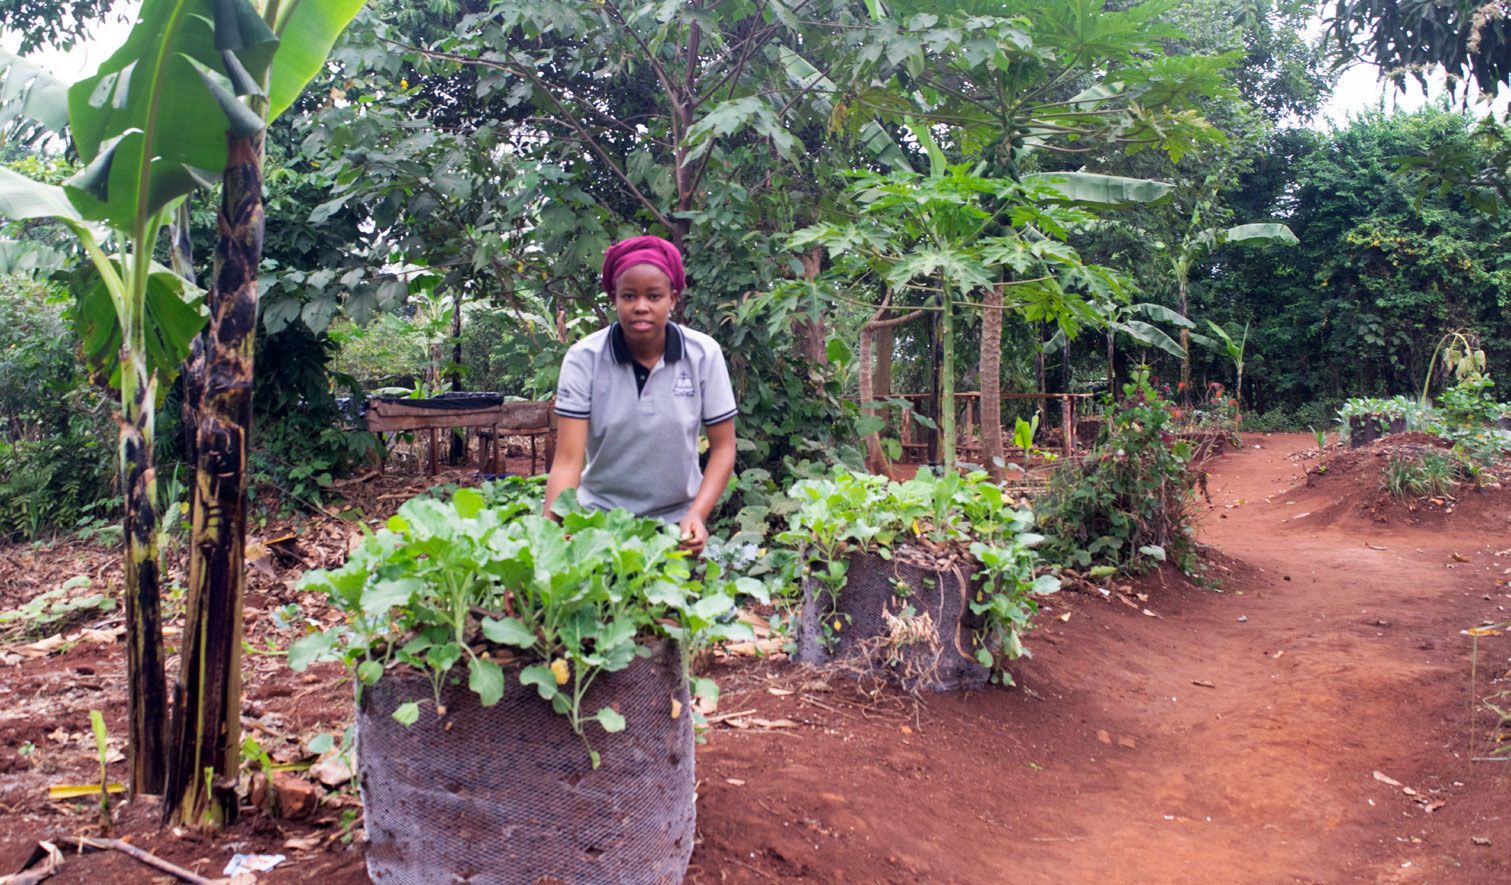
[601,235,686,297]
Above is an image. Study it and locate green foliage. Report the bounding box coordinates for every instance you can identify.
[775,467,1058,673]
[1326,0,1511,97]
[328,315,429,389]
[0,402,115,541]
[0,274,76,436]
[1038,368,1198,574]
[251,321,378,512]
[1380,450,1463,500]
[0,575,116,638]
[288,487,750,766]
[1201,109,1510,411]
[1241,400,1344,432]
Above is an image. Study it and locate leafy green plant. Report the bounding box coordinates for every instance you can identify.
[776,466,1057,674]
[0,576,116,639]
[89,710,112,831]
[289,487,754,767]
[1381,451,1463,499]
[1337,395,1438,442]
[1011,415,1058,463]
[1038,368,1199,575]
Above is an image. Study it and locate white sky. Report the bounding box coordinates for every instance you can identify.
[1321,59,1509,128]
[1,4,136,81]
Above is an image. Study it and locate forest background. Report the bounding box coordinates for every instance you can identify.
[1,0,1508,543]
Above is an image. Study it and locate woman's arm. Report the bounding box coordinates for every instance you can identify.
[677,419,736,554]
[542,417,589,518]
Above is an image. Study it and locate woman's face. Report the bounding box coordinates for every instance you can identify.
[613,263,676,345]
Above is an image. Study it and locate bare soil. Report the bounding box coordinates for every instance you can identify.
[3,434,1509,883]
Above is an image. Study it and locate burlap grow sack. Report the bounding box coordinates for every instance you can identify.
[796,549,989,692]
[356,640,695,884]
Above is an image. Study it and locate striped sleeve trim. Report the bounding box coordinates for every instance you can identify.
[702,408,738,427]
[554,406,591,419]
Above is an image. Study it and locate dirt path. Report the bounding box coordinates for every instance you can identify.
[691,433,1510,883]
[3,435,1506,883]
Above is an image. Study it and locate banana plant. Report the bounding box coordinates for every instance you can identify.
[164,0,366,829]
[0,0,363,813]
[1050,300,1189,396]
[1191,319,1249,417]
[1168,221,1295,401]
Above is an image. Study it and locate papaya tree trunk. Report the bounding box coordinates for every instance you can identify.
[980,282,1004,480]
[1178,269,1191,407]
[860,298,922,475]
[165,132,263,827]
[939,284,955,470]
[121,348,168,796]
[1106,325,1116,398]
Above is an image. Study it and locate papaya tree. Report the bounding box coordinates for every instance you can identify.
[803,0,1234,471]
[793,161,1172,469]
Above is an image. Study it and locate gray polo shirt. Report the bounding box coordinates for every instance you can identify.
[555,322,737,522]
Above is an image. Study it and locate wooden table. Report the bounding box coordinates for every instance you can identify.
[366,398,555,475]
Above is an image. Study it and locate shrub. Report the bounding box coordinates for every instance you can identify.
[252,324,379,511]
[1381,450,1463,499]
[0,406,115,541]
[1038,368,1199,575]
[0,275,79,440]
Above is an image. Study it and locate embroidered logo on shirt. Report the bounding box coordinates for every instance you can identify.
[672,371,695,397]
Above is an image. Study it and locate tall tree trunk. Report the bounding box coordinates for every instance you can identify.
[790,247,827,364]
[1178,271,1191,407]
[1062,334,1072,393]
[1106,326,1116,399]
[859,301,922,475]
[939,287,956,469]
[928,309,940,465]
[859,318,881,472]
[449,288,465,464]
[1035,331,1047,428]
[165,132,263,827]
[980,282,1004,480]
[875,325,893,401]
[122,348,168,796]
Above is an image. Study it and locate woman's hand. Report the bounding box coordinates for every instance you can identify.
[677,513,708,556]
[542,416,589,522]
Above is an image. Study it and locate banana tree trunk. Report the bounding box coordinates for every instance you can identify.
[980,282,1004,480]
[165,133,263,827]
[121,349,168,796]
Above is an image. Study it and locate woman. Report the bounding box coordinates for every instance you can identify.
[543,235,737,555]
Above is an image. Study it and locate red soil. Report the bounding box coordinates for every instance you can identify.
[3,434,1509,882]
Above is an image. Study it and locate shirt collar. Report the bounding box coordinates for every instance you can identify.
[609,322,683,365]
